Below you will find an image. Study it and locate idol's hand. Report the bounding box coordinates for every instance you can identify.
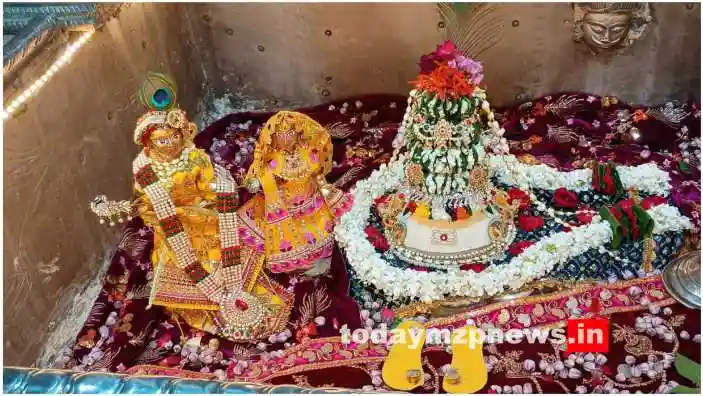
[90,194,134,226]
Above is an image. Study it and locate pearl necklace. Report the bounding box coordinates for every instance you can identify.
[150,147,194,189]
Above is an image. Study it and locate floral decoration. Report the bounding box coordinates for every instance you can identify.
[336,158,694,302]
[518,215,546,232]
[553,187,580,209]
[489,154,671,196]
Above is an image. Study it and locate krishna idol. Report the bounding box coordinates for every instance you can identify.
[90,73,291,341]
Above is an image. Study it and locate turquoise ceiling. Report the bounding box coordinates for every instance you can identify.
[3,3,97,65]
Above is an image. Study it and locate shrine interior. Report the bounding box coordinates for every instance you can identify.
[2,2,702,394]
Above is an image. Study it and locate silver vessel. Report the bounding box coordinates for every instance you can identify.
[662,248,701,310]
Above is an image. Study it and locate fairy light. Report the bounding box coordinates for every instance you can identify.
[2,28,95,121]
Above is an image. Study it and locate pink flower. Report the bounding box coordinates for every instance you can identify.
[418,41,458,74]
[436,41,457,56]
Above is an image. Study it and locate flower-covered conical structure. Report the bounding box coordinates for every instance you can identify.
[380,41,516,268]
[397,41,507,199]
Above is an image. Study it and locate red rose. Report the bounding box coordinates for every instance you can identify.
[508,240,535,256]
[508,188,531,210]
[617,198,635,211]
[411,266,429,272]
[460,263,485,272]
[553,188,580,209]
[295,322,319,342]
[365,226,389,252]
[641,196,667,209]
[576,206,594,224]
[518,215,545,232]
[602,166,617,195]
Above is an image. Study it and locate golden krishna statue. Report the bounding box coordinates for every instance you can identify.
[90,73,291,341]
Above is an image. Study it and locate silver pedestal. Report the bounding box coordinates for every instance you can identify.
[662,249,701,310]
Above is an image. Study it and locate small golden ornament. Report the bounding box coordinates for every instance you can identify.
[468,166,489,191]
[517,154,540,165]
[432,119,453,148]
[405,163,425,186]
[166,109,187,129]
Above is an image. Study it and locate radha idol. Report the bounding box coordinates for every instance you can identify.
[90,73,291,341]
[237,111,353,276]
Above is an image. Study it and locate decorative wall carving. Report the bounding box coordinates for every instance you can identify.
[572,2,654,54]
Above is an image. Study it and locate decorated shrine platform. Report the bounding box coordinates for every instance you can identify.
[56,93,701,394]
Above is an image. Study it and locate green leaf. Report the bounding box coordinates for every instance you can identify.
[674,353,701,386]
[599,206,623,249]
[671,385,700,394]
[597,164,606,190]
[633,205,654,238]
[460,97,470,114]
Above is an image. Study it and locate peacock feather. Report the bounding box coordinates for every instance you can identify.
[437,2,505,59]
[138,71,177,112]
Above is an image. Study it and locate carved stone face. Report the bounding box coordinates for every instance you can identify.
[147,127,186,161]
[581,11,632,52]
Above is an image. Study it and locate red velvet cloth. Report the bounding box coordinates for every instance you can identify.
[62,93,701,393]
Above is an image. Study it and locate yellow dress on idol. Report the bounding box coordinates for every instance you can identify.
[92,73,291,341]
[237,111,353,275]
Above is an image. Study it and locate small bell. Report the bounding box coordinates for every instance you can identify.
[99,218,105,225]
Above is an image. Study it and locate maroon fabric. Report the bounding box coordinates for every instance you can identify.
[61,93,701,392]
[260,306,701,393]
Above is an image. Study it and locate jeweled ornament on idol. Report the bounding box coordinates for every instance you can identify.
[89,72,291,341]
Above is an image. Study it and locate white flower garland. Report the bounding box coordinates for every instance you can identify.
[336,158,692,302]
[488,154,671,196]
